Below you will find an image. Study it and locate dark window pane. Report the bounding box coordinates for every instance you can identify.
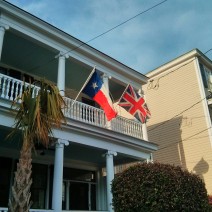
[200,63,208,88]
[31,163,48,209]
[0,157,12,207]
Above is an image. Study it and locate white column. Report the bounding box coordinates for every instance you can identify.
[56,52,69,96]
[103,74,110,93]
[139,89,153,162]
[105,150,117,212]
[142,124,153,161]
[142,123,148,141]
[52,139,69,211]
[0,26,9,60]
[144,128,153,162]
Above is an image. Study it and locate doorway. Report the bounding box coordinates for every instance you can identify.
[62,180,96,210]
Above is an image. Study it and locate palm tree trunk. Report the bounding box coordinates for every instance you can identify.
[8,138,33,212]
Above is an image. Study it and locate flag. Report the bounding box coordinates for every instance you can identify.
[118,84,151,123]
[83,70,117,121]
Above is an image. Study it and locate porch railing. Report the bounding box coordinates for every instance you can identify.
[0,74,40,101]
[0,209,53,212]
[0,208,108,212]
[0,73,143,139]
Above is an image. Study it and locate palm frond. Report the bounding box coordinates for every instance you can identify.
[9,79,66,148]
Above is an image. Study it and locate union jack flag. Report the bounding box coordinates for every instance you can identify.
[118,84,151,123]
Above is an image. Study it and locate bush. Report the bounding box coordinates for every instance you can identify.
[209,195,212,205]
[112,162,211,212]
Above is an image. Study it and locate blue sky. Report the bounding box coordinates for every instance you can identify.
[7,0,212,74]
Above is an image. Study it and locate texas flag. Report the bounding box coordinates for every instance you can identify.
[118,84,151,123]
[83,71,117,121]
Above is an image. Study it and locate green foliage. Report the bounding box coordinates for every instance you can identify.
[8,79,66,212]
[112,162,211,212]
[10,79,66,147]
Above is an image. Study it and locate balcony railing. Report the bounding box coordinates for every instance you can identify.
[0,73,143,139]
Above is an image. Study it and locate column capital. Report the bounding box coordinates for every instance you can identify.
[105,150,117,157]
[57,138,69,146]
[138,88,144,96]
[0,24,9,60]
[102,73,112,79]
[0,24,9,31]
[55,51,69,59]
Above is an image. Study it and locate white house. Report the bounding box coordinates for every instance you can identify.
[0,1,157,211]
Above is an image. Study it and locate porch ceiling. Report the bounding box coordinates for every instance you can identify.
[1,29,125,101]
[0,105,157,165]
[64,142,139,166]
[0,126,139,167]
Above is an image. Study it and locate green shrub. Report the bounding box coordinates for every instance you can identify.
[112,162,211,212]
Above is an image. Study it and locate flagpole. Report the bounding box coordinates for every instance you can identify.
[117,83,129,105]
[71,66,96,107]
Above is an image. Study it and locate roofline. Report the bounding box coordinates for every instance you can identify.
[1,0,148,83]
[146,48,212,78]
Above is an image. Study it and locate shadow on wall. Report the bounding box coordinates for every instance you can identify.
[147,116,187,168]
[193,157,209,182]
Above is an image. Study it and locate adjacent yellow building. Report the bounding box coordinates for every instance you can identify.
[144,49,212,194]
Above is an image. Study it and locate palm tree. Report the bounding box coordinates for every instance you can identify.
[8,79,66,212]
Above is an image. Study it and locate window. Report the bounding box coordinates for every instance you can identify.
[199,63,208,88]
[199,63,212,92]
[0,157,12,207]
[31,163,48,209]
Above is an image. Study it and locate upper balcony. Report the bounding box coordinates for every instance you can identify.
[0,73,143,140]
[0,1,152,148]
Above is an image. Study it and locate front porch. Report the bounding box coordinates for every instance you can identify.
[0,72,157,211]
[0,125,154,211]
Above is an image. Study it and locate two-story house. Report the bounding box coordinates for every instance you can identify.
[0,1,157,211]
[145,48,212,195]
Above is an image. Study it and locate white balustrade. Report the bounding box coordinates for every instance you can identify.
[0,73,40,101]
[111,115,143,139]
[63,97,106,128]
[0,73,143,140]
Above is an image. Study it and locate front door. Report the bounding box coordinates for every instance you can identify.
[62,181,96,210]
[69,182,88,210]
